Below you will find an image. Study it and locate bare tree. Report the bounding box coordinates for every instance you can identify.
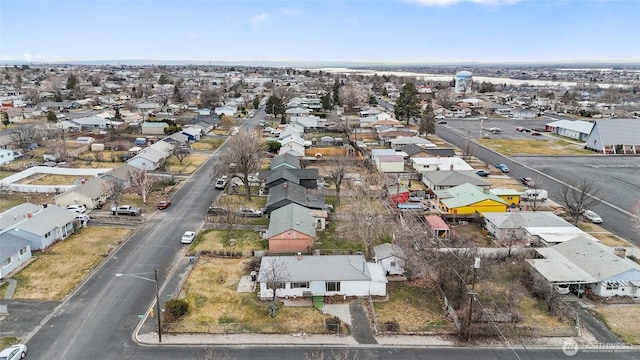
[129,168,155,205]
[558,178,601,224]
[341,197,392,260]
[338,85,368,111]
[9,125,38,151]
[502,213,524,256]
[220,129,266,201]
[261,257,288,318]
[435,88,456,109]
[172,147,189,165]
[322,150,352,205]
[216,195,242,235]
[102,178,126,211]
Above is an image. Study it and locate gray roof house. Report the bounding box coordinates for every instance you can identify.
[482,211,575,244]
[584,119,640,154]
[545,119,594,142]
[265,181,325,215]
[9,205,77,250]
[527,237,640,298]
[0,232,32,278]
[270,153,301,170]
[401,144,457,158]
[55,177,107,210]
[266,203,318,253]
[0,203,42,231]
[257,254,387,300]
[421,170,490,191]
[260,167,319,190]
[126,147,168,171]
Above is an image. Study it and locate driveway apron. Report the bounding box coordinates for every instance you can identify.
[349,299,377,344]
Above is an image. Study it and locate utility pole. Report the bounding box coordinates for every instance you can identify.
[467,257,480,341]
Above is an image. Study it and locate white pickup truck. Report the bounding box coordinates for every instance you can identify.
[111,205,141,216]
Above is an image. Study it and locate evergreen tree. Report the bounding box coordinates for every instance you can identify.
[265,95,285,116]
[66,73,78,90]
[114,107,122,120]
[419,103,436,135]
[47,110,57,122]
[321,93,332,111]
[158,74,170,85]
[395,82,421,125]
[252,96,260,109]
[332,78,342,106]
[172,85,183,102]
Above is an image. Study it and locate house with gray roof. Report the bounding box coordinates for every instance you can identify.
[0,232,32,278]
[584,119,640,154]
[265,181,325,215]
[401,144,456,158]
[389,136,435,151]
[0,203,43,231]
[421,170,490,191]
[482,211,575,243]
[126,147,168,171]
[141,121,169,135]
[55,177,107,210]
[527,237,640,298]
[270,153,301,170]
[266,203,317,253]
[257,254,387,300]
[260,167,318,190]
[373,243,407,276]
[8,205,76,250]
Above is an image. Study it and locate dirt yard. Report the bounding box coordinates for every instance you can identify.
[12,226,132,301]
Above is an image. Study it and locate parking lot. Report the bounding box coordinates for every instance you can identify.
[440,117,555,140]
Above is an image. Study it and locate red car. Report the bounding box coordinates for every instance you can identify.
[157,200,171,210]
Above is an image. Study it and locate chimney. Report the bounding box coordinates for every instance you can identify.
[27,213,33,218]
[450,164,454,171]
[297,252,302,260]
[283,182,288,188]
[614,247,627,258]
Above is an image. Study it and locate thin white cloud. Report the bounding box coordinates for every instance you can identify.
[250,13,272,28]
[407,0,520,6]
[280,7,300,17]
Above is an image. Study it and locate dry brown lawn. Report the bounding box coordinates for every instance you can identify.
[191,138,224,151]
[13,226,131,301]
[174,257,327,334]
[374,282,450,333]
[193,229,266,252]
[16,174,87,185]
[579,224,630,247]
[166,154,209,174]
[477,139,592,156]
[0,192,55,212]
[595,305,640,344]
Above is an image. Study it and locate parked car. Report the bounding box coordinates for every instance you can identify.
[215,178,228,190]
[553,284,570,295]
[531,131,542,136]
[475,170,491,177]
[75,214,90,223]
[520,177,535,187]
[181,231,196,244]
[157,200,171,210]
[238,208,261,217]
[495,163,510,173]
[582,210,602,224]
[516,127,531,133]
[67,205,87,213]
[0,344,27,360]
[488,127,502,134]
[111,205,141,216]
[437,120,447,124]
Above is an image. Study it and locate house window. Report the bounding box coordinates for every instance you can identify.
[326,281,341,292]
[291,282,309,289]
[2,257,11,267]
[19,247,27,256]
[45,232,50,238]
[390,261,397,267]
[605,282,619,290]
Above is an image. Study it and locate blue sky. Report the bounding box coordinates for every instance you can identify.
[0,0,638,63]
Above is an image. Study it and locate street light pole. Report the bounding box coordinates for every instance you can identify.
[154,269,162,343]
[115,270,162,343]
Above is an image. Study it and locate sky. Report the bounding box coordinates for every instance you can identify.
[0,0,639,64]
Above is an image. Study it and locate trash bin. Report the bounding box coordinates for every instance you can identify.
[250,271,257,282]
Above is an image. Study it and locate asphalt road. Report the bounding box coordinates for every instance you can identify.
[436,122,640,245]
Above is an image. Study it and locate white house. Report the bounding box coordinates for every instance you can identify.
[373,243,407,276]
[126,147,168,171]
[0,149,23,165]
[278,135,306,157]
[9,205,77,250]
[141,121,169,135]
[374,155,404,173]
[412,157,473,172]
[0,232,32,278]
[215,105,237,116]
[482,211,576,243]
[258,254,387,300]
[389,136,436,151]
[527,237,640,298]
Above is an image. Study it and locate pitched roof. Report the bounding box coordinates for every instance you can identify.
[16,205,76,236]
[71,177,107,198]
[0,203,42,230]
[266,203,317,239]
[482,211,572,229]
[271,153,301,169]
[545,119,594,134]
[258,255,374,282]
[102,164,137,182]
[422,170,490,187]
[436,183,508,208]
[373,243,406,260]
[589,119,640,145]
[262,167,318,185]
[266,181,324,210]
[0,232,31,259]
[528,236,640,283]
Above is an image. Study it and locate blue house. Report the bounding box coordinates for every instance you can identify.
[0,233,32,278]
